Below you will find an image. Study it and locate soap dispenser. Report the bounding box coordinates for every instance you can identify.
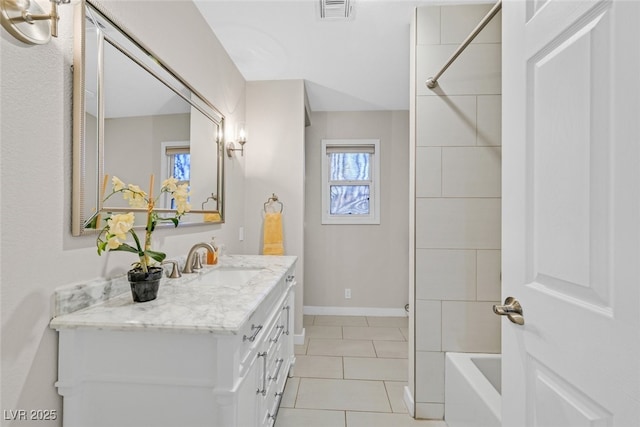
[207,237,218,265]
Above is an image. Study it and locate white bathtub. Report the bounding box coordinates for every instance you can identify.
[445,353,501,427]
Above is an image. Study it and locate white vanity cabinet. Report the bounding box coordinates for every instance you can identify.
[236,274,295,427]
[238,276,294,427]
[51,256,297,427]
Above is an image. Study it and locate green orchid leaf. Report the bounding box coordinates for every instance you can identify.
[145,250,166,263]
[111,243,139,254]
[97,241,107,255]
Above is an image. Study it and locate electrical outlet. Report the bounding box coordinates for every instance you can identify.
[345,288,351,299]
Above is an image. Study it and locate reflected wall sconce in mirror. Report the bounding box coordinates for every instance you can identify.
[226,123,247,158]
[1,0,70,45]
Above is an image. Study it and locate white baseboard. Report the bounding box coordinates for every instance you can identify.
[294,328,305,345]
[288,356,296,378]
[303,306,408,317]
[403,385,415,417]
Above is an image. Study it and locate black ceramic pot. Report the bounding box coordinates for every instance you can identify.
[127,266,163,302]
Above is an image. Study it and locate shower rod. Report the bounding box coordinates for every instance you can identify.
[425,0,502,89]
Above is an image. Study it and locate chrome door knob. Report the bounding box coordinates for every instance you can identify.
[493,297,525,325]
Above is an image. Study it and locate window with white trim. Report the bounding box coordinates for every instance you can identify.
[321,139,380,225]
[160,141,190,210]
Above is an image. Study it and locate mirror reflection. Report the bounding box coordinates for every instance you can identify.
[72,1,225,235]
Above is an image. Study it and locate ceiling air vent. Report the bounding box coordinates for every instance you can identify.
[320,0,354,21]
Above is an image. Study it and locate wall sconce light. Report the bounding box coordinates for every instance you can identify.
[1,0,71,45]
[226,124,247,158]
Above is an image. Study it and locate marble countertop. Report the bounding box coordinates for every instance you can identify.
[49,255,297,334]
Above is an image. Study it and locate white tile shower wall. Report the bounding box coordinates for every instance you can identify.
[416,44,502,96]
[415,351,445,402]
[416,148,442,197]
[412,5,502,417]
[440,4,502,44]
[415,403,445,420]
[416,249,476,301]
[415,198,501,249]
[441,301,501,352]
[415,300,441,352]
[442,147,501,197]
[477,95,502,146]
[416,96,477,146]
[476,250,502,301]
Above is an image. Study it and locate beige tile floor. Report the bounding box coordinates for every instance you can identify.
[275,315,447,427]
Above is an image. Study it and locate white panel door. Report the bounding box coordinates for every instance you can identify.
[502,0,640,425]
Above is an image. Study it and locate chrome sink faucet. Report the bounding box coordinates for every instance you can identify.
[182,242,216,274]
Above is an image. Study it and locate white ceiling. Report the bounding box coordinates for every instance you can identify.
[193,0,472,112]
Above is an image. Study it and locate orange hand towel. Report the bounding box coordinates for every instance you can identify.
[263,212,284,255]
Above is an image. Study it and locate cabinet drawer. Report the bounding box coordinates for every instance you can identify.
[260,389,284,427]
[238,289,287,367]
[238,313,266,367]
[259,358,288,427]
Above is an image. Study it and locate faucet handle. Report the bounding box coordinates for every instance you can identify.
[192,251,204,270]
[161,260,182,278]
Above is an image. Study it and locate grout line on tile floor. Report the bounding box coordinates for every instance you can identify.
[382,380,391,411]
[293,375,301,408]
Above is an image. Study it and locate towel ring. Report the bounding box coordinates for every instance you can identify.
[201,193,218,210]
[264,193,283,213]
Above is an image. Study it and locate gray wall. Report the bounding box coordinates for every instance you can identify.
[245,80,307,336]
[304,111,410,312]
[105,114,190,206]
